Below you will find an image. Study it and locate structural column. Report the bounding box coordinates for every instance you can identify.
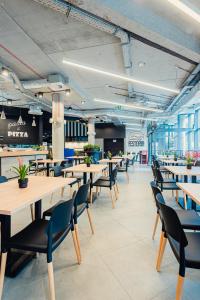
[87,118,95,145]
[52,93,64,159]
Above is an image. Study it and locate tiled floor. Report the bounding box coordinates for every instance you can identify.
[3,165,200,299]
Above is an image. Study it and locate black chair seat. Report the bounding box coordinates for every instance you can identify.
[8,219,71,253]
[176,210,200,230]
[169,232,200,269]
[92,179,114,188]
[158,182,180,190]
[98,175,109,181]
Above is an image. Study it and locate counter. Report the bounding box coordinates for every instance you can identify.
[0,150,48,178]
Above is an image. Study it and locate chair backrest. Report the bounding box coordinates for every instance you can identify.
[46,199,74,261]
[29,160,36,167]
[74,182,90,206]
[154,167,163,182]
[150,181,164,209]
[154,160,160,168]
[157,199,188,247]
[111,167,118,182]
[0,176,8,183]
[151,165,156,179]
[53,165,63,177]
[195,160,200,167]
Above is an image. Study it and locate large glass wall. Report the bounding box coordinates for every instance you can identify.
[148,108,200,160]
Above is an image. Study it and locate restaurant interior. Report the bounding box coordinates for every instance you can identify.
[0,0,200,299]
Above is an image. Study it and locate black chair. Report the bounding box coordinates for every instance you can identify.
[150,181,200,240]
[156,200,200,300]
[194,160,200,166]
[92,168,118,208]
[0,176,8,183]
[0,200,80,300]
[117,159,129,182]
[43,182,94,263]
[153,167,180,201]
[153,159,170,176]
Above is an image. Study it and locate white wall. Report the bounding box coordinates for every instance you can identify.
[125,129,148,154]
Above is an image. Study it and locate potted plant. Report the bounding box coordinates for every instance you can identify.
[107,151,112,160]
[84,156,92,167]
[12,159,29,188]
[186,155,193,170]
[118,150,123,157]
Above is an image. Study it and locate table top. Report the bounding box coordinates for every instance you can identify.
[99,158,122,163]
[33,159,63,164]
[161,159,186,164]
[62,163,107,173]
[0,176,76,215]
[113,156,129,159]
[177,183,200,206]
[165,166,200,176]
[66,156,86,159]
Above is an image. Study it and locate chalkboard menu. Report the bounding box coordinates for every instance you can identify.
[0,117,39,145]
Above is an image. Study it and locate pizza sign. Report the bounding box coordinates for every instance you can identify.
[128,133,144,147]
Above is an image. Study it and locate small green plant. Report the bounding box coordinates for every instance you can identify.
[12,159,29,180]
[118,150,123,157]
[84,156,92,165]
[186,155,193,165]
[84,144,100,152]
[107,151,112,160]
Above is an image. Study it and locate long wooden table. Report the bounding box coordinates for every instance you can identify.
[165,166,200,183]
[0,176,75,277]
[160,159,186,165]
[177,183,200,209]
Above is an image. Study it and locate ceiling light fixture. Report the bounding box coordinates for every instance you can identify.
[38,92,43,99]
[65,89,71,96]
[110,114,156,121]
[94,98,163,112]
[123,123,142,126]
[63,60,180,94]
[167,0,200,23]
[32,116,36,127]
[7,99,12,106]
[0,108,6,120]
[1,67,9,77]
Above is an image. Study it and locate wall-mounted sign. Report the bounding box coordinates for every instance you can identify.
[128,132,145,147]
[0,117,39,144]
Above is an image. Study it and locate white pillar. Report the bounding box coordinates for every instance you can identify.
[87,118,95,145]
[52,93,64,159]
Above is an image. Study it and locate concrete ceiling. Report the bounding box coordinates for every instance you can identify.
[0,0,199,125]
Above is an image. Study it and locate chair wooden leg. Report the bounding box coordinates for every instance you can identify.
[109,190,115,209]
[156,234,167,272]
[74,224,82,261]
[183,193,188,210]
[176,190,179,203]
[61,187,64,198]
[90,190,93,204]
[176,275,185,300]
[30,204,34,221]
[86,208,94,234]
[71,230,81,264]
[126,172,129,183]
[152,213,159,240]
[116,182,119,194]
[114,185,118,201]
[0,252,7,300]
[47,262,56,300]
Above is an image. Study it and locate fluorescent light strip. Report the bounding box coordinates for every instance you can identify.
[94,98,163,112]
[167,0,200,23]
[110,114,156,121]
[63,60,180,94]
[123,123,142,126]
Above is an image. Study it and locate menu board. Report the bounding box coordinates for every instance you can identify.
[0,117,39,144]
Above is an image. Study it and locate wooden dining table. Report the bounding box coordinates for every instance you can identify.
[0,176,76,277]
[33,159,63,176]
[177,183,200,210]
[99,158,122,176]
[160,159,186,166]
[62,164,107,203]
[164,166,200,183]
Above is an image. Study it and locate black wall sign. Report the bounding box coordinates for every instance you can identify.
[0,117,39,145]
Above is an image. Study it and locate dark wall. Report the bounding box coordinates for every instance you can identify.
[0,107,42,145]
[95,123,125,139]
[104,138,124,156]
